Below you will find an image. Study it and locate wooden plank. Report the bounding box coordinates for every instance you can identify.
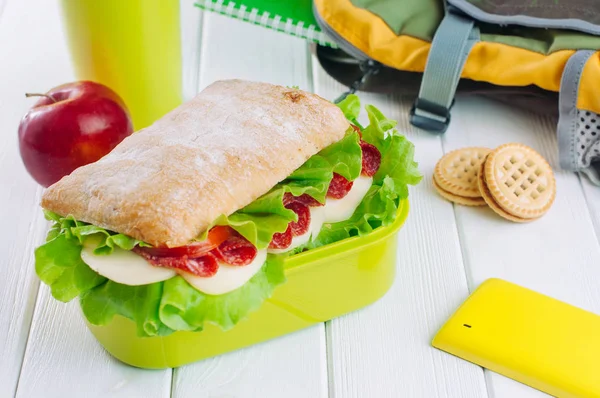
[485,374,553,398]
[311,65,488,397]
[0,187,46,398]
[196,13,312,92]
[16,288,172,398]
[0,0,6,22]
[172,14,328,398]
[447,95,600,397]
[0,0,74,395]
[581,177,600,245]
[180,0,203,101]
[172,326,327,398]
[12,1,173,397]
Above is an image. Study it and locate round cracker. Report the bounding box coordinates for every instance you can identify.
[477,158,537,223]
[483,143,556,219]
[434,147,492,198]
[433,176,487,207]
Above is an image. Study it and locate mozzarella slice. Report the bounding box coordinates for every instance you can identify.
[80,242,176,286]
[182,249,267,295]
[308,206,326,239]
[323,176,373,223]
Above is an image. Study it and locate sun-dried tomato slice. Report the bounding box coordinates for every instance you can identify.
[269,225,293,249]
[360,140,381,177]
[133,248,219,277]
[286,201,310,236]
[327,173,354,199]
[213,233,258,266]
[283,192,323,207]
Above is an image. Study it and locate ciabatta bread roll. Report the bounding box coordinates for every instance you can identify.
[41,79,349,247]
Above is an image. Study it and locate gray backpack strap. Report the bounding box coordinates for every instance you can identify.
[410,10,479,134]
[557,50,600,186]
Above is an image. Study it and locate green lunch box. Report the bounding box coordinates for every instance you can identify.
[83,200,410,369]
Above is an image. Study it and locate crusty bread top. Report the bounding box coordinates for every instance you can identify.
[41,79,349,247]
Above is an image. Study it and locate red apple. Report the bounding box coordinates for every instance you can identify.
[18,81,133,187]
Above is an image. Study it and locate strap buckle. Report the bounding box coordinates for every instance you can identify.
[410,98,453,134]
[333,60,381,104]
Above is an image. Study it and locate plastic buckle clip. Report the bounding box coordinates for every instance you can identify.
[410,98,453,134]
[333,60,381,104]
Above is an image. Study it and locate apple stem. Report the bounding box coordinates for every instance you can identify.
[25,93,57,103]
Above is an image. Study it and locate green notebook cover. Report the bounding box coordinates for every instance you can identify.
[194,0,336,47]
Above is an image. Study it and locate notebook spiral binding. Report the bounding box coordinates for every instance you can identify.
[194,0,335,47]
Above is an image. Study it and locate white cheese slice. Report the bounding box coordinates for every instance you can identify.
[181,249,267,295]
[80,242,176,286]
[323,176,372,223]
[309,206,326,239]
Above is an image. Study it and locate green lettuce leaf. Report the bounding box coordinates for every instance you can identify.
[284,130,362,203]
[317,130,362,181]
[35,211,154,301]
[159,254,285,332]
[35,234,107,302]
[362,104,398,153]
[283,156,332,203]
[299,99,422,251]
[80,280,173,337]
[43,210,147,255]
[375,132,422,198]
[79,255,285,337]
[336,94,362,129]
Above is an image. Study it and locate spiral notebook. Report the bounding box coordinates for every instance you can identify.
[194,0,336,47]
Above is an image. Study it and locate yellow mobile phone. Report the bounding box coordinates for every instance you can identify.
[432,278,600,398]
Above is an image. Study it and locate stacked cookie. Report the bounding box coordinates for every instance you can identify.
[433,143,556,222]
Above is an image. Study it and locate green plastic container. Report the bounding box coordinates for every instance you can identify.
[84,200,409,369]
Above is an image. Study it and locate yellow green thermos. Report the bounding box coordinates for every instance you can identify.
[60,0,183,130]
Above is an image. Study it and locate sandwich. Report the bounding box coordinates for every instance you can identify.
[35,80,421,337]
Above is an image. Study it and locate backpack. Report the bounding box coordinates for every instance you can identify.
[312,0,600,186]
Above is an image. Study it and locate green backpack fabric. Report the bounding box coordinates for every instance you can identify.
[312,0,600,185]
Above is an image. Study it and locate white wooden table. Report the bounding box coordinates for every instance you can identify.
[2,1,600,397]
